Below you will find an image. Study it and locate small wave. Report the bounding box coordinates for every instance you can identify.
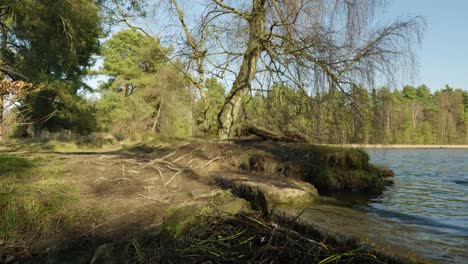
[368,207,468,234]
[452,179,468,185]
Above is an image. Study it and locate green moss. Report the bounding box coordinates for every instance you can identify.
[297,146,383,194]
[161,205,214,240]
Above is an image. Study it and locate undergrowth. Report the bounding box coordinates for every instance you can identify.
[127,214,390,264]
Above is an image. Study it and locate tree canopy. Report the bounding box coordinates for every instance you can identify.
[0,0,102,136]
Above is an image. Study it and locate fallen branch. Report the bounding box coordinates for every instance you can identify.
[122,159,143,165]
[142,177,160,182]
[163,169,184,187]
[137,194,169,203]
[111,177,133,182]
[144,186,154,194]
[155,166,164,180]
[172,152,191,163]
[165,164,179,172]
[163,158,195,187]
[94,177,108,183]
[198,156,222,169]
[172,147,201,163]
[140,151,177,168]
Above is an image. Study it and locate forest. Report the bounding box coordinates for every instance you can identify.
[2,0,465,146]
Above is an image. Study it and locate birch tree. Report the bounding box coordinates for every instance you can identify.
[107,0,424,139]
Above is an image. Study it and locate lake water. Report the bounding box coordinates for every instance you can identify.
[295,149,468,263]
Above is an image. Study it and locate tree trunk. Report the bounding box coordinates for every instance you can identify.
[0,95,3,142]
[151,97,163,133]
[1,22,7,141]
[217,0,266,139]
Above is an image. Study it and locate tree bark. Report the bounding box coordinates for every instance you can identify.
[217,0,266,139]
[0,95,3,142]
[151,97,163,134]
[0,22,7,141]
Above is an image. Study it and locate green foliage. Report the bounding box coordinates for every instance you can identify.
[96,29,192,140]
[1,0,103,136]
[101,29,170,95]
[246,84,467,144]
[97,90,154,140]
[195,78,225,136]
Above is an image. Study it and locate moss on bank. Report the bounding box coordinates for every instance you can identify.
[300,147,385,194]
[230,140,386,195]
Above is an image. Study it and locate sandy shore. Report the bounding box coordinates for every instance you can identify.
[337,144,468,149]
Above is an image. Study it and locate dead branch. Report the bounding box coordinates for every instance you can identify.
[137,194,169,203]
[197,156,222,169]
[164,164,180,172]
[140,151,177,168]
[155,166,164,180]
[163,158,195,187]
[163,169,183,187]
[172,147,201,163]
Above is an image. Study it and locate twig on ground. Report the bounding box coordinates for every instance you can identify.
[155,166,164,180]
[122,159,143,165]
[164,169,184,187]
[172,147,201,163]
[142,177,160,182]
[94,177,108,182]
[137,194,169,203]
[165,164,179,172]
[111,177,132,182]
[163,158,195,187]
[95,177,132,183]
[144,186,154,194]
[140,151,177,168]
[197,156,222,169]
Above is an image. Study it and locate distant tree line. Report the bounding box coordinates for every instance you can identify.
[245,84,468,144]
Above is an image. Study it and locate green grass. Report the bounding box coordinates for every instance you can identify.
[0,154,76,254]
[2,136,119,153]
[0,154,35,175]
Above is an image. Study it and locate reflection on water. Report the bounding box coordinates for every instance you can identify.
[298,149,468,264]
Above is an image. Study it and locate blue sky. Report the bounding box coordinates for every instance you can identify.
[385,0,468,90]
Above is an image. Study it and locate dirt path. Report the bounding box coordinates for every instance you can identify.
[1,141,231,254]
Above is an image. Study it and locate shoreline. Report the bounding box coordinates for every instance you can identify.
[334,144,468,149]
